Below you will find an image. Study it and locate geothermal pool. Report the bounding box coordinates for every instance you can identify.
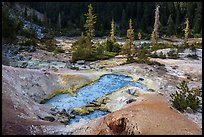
[45,74,147,124]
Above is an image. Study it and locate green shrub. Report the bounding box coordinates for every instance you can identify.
[39,38,57,52]
[54,47,65,54]
[94,51,117,60]
[112,42,122,53]
[193,33,202,38]
[20,29,34,38]
[71,35,94,62]
[170,81,200,112]
[95,42,105,55]
[146,60,165,66]
[104,40,114,52]
[21,39,38,47]
[151,43,174,51]
[134,58,164,66]
[71,36,119,62]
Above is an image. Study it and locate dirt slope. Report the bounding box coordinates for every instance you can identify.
[69,93,202,135]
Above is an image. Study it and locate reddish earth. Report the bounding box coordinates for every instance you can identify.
[75,93,202,135]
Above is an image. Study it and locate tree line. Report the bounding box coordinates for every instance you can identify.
[21,2,202,38]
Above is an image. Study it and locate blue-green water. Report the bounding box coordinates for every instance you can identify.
[45,74,147,124]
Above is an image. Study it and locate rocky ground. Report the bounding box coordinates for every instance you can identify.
[2,37,202,135]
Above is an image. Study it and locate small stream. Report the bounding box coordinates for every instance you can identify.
[45,74,147,124]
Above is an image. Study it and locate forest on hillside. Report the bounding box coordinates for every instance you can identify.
[20,2,202,38]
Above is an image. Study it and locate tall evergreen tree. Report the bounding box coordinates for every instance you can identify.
[123,19,135,63]
[110,19,115,43]
[84,4,97,40]
[184,17,189,43]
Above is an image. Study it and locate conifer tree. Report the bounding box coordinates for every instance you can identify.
[110,19,115,43]
[123,19,135,62]
[184,17,189,43]
[84,4,97,40]
[127,19,134,45]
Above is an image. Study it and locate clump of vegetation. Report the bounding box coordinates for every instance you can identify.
[71,4,122,62]
[71,4,97,62]
[137,47,148,60]
[54,47,65,54]
[170,81,200,112]
[20,39,38,47]
[151,43,174,51]
[103,40,122,53]
[20,28,35,38]
[134,59,164,66]
[71,34,95,62]
[38,38,57,52]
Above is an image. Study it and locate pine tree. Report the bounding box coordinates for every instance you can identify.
[84,4,97,40]
[127,19,134,44]
[184,17,189,43]
[110,19,115,43]
[123,19,135,63]
[151,5,160,45]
